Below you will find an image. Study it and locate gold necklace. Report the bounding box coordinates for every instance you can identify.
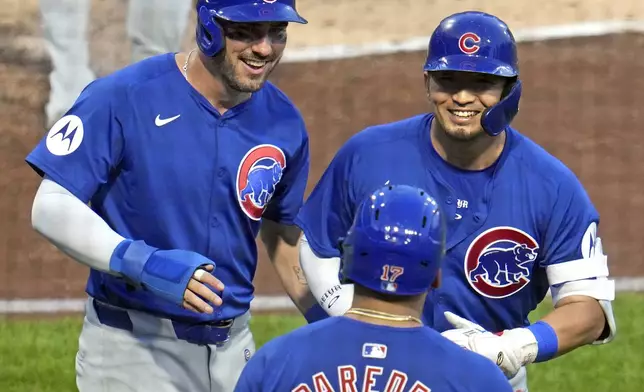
[182,49,196,81]
[345,308,423,325]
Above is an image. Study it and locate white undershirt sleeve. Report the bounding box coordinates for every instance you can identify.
[31,178,125,274]
[299,234,354,316]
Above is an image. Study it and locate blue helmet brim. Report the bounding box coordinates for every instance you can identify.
[424,54,518,78]
[215,3,308,24]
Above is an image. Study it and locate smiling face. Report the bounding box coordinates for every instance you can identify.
[209,20,289,93]
[425,71,508,141]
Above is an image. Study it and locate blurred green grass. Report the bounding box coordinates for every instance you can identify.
[0,293,641,392]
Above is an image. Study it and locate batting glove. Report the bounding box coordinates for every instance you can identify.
[440,311,538,379]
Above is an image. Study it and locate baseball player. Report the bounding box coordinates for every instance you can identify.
[39,0,193,128]
[295,11,617,392]
[26,1,313,391]
[235,184,513,392]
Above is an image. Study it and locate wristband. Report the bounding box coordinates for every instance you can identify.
[527,321,559,362]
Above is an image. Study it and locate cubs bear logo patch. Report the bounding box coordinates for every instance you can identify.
[236,144,286,221]
[464,226,539,299]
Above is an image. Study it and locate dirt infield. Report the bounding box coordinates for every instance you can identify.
[1,3,644,303]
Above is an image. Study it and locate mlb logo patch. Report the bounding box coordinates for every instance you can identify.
[381,281,398,292]
[362,343,387,359]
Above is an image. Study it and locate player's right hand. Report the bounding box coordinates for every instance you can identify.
[184,265,225,314]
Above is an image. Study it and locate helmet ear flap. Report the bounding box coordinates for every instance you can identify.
[196,5,225,57]
[480,79,522,137]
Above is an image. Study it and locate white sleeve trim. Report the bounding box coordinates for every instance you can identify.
[299,235,353,316]
[545,255,609,286]
[31,178,125,274]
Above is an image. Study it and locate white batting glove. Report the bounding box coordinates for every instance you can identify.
[440,311,538,379]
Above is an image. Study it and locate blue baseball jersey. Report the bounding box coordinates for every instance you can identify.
[26,53,310,322]
[234,316,513,392]
[295,113,599,333]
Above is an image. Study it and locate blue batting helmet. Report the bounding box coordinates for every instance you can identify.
[423,11,522,137]
[196,0,308,57]
[340,185,446,296]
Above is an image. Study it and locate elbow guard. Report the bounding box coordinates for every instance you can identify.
[546,237,616,344]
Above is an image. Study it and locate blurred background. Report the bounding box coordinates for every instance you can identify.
[0,0,643,391]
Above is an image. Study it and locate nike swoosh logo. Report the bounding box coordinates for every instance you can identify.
[155,114,181,127]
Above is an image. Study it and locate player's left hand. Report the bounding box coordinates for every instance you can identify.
[440,311,537,379]
[185,265,225,314]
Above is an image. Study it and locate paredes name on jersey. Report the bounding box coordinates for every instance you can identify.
[292,365,431,392]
